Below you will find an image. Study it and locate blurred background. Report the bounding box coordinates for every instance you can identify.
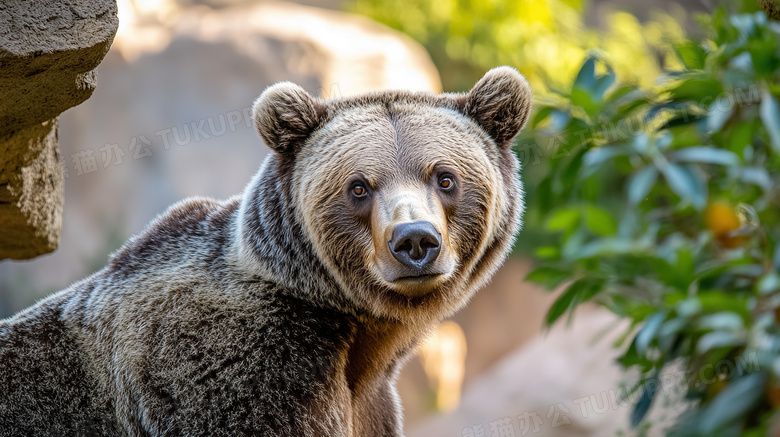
[2,0,779,435]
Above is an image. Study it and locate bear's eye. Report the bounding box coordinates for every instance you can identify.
[438,175,455,190]
[352,184,368,197]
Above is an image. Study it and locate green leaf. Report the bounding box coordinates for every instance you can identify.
[659,115,700,130]
[696,331,744,354]
[628,166,658,205]
[728,51,753,73]
[748,37,779,77]
[575,238,631,259]
[668,147,740,166]
[759,89,780,153]
[674,247,695,288]
[605,85,641,105]
[532,106,555,128]
[561,229,586,260]
[697,312,744,331]
[584,206,617,236]
[699,372,766,434]
[546,286,579,327]
[707,97,735,132]
[582,145,630,169]
[728,264,764,278]
[593,67,616,102]
[534,246,560,260]
[739,167,773,190]
[661,163,708,210]
[728,121,754,155]
[657,318,686,352]
[617,340,643,368]
[567,278,605,314]
[562,147,586,184]
[675,41,707,69]
[667,78,724,103]
[775,244,780,271]
[630,133,650,154]
[757,273,780,295]
[635,312,666,355]
[696,291,749,318]
[573,57,596,93]
[571,88,599,115]
[675,298,702,318]
[631,370,661,427]
[571,57,615,111]
[525,266,571,290]
[545,208,581,232]
[730,13,757,37]
[656,131,673,150]
[545,277,605,326]
[550,110,570,131]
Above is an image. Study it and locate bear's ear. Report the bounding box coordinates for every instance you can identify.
[461,66,532,148]
[253,82,326,156]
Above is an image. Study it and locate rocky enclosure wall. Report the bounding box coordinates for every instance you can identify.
[0,0,118,260]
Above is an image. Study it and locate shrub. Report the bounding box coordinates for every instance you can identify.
[350,0,685,92]
[525,7,780,435]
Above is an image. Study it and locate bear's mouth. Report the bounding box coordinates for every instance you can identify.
[382,267,447,284]
[382,271,449,298]
[393,273,442,282]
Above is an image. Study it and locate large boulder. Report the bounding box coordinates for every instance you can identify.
[0,0,118,260]
[409,306,683,437]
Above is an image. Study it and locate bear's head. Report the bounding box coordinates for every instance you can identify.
[251,67,531,323]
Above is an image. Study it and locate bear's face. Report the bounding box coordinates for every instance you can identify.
[253,68,531,322]
[295,104,501,297]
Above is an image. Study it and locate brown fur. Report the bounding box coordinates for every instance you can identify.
[0,67,531,436]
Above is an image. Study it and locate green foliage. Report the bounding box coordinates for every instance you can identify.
[524,7,780,434]
[350,0,686,92]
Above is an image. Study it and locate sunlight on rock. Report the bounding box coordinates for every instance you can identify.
[115,0,177,61]
[112,1,440,94]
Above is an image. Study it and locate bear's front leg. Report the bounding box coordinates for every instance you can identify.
[111,288,358,436]
[0,294,119,437]
[351,376,404,437]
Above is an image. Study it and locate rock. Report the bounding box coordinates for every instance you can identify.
[0,120,63,259]
[409,306,682,437]
[112,1,441,96]
[0,0,118,260]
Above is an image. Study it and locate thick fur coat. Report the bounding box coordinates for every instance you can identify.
[0,67,532,436]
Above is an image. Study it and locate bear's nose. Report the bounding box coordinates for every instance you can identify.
[388,221,442,270]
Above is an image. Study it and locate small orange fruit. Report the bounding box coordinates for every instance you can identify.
[705,202,743,248]
[768,382,780,408]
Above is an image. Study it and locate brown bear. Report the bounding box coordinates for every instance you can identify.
[0,66,531,436]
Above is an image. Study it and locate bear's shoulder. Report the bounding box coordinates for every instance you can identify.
[105,196,241,278]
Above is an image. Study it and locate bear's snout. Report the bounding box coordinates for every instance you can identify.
[388,221,441,271]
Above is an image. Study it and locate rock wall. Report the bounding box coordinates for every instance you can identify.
[0,0,118,259]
